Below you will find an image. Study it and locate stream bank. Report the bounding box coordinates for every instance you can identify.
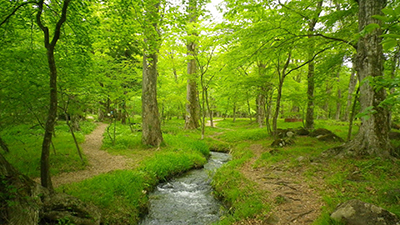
[140,152,230,225]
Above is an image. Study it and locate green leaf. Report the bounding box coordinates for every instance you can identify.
[382,39,398,51]
[382,8,396,17]
[364,23,380,33]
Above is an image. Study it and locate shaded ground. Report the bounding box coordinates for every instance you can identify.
[35,123,132,188]
[238,144,323,224]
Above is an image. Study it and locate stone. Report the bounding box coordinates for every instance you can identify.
[331,199,400,225]
[271,138,294,148]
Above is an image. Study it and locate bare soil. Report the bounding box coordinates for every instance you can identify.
[35,123,132,188]
[237,144,323,224]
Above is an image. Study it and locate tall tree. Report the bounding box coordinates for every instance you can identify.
[343,0,391,157]
[36,0,71,191]
[305,0,323,130]
[185,0,201,129]
[141,0,163,146]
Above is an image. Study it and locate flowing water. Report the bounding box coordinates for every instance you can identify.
[140,152,231,225]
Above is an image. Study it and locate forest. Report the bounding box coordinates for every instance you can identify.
[1,0,400,224]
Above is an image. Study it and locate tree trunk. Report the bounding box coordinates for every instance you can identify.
[273,80,284,136]
[36,0,71,192]
[344,0,391,157]
[335,67,342,121]
[141,0,163,146]
[344,61,357,122]
[205,88,213,128]
[266,89,273,135]
[0,153,101,224]
[256,94,265,128]
[305,0,323,130]
[185,0,200,130]
[232,102,237,122]
[142,52,163,146]
[246,92,252,122]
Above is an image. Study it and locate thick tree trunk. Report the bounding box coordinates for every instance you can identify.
[142,52,163,146]
[185,0,200,130]
[344,0,391,157]
[141,0,163,146]
[185,65,200,129]
[0,153,101,224]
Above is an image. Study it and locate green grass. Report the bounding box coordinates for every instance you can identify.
[59,119,211,224]
[1,121,96,178]
[212,142,269,224]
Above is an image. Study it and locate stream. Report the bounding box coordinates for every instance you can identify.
[140,152,231,225]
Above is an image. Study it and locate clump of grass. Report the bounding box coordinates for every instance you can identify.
[212,161,269,224]
[59,170,148,224]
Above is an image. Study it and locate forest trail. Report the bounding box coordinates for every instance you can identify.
[36,123,132,188]
[238,144,324,224]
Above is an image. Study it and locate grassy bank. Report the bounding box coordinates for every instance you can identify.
[209,118,400,224]
[59,119,210,224]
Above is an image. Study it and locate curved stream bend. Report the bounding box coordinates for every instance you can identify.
[140,152,231,225]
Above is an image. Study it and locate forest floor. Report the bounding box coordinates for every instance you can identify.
[207,121,324,224]
[236,144,324,224]
[35,123,132,188]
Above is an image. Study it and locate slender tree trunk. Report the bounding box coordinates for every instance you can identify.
[256,94,265,128]
[335,67,342,121]
[305,0,323,130]
[141,0,163,146]
[273,52,291,136]
[266,89,273,135]
[232,102,237,122]
[344,0,391,157]
[344,61,357,121]
[205,88,213,128]
[273,80,284,135]
[246,92,252,122]
[36,0,70,191]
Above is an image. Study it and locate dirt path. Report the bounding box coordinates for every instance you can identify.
[238,144,323,224]
[36,123,131,188]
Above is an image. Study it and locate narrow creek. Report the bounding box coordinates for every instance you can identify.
[140,151,231,225]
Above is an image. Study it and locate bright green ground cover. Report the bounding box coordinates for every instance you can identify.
[3,117,400,224]
[59,119,210,224]
[1,121,96,178]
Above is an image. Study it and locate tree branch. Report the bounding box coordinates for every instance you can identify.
[0,1,36,27]
[51,0,71,46]
[312,33,357,49]
[285,46,331,76]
